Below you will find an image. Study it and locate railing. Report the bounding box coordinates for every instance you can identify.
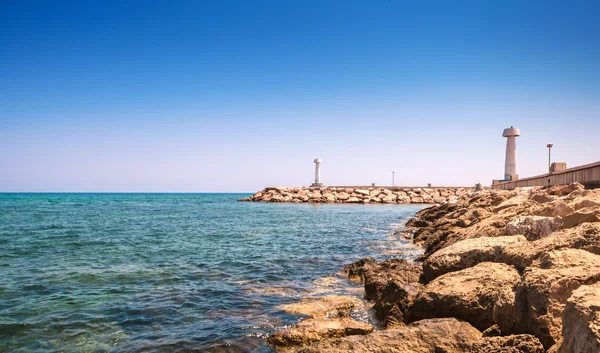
[492,161,600,190]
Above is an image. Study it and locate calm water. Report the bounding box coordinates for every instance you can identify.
[0,193,426,353]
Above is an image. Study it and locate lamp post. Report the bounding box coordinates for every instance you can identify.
[547,144,553,173]
[392,171,395,187]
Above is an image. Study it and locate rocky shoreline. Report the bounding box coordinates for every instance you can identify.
[266,183,600,352]
[239,186,475,204]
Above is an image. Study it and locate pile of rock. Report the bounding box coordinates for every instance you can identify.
[266,183,600,352]
[239,186,473,204]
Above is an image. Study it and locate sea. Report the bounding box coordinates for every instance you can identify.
[0,193,427,352]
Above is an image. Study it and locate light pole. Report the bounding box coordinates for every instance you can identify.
[547,144,553,173]
[392,171,395,187]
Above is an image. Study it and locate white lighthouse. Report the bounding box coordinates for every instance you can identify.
[502,126,521,181]
[312,158,323,186]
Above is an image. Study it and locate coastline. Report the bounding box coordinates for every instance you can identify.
[265,183,600,352]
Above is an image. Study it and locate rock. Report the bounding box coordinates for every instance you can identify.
[411,197,425,203]
[335,192,350,201]
[276,295,362,318]
[482,324,502,337]
[374,280,424,327]
[344,257,377,280]
[515,249,600,348]
[344,188,354,193]
[547,182,585,196]
[560,210,600,229]
[409,262,521,333]
[469,334,545,353]
[423,235,527,281]
[267,317,373,347]
[502,223,600,270]
[361,259,422,301]
[506,216,562,240]
[370,190,382,198]
[433,196,447,203]
[298,318,482,353]
[552,282,600,353]
[355,189,370,196]
[345,197,361,203]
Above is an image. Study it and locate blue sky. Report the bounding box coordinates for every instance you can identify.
[1,0,599,192]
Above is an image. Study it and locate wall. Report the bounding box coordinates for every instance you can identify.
[492,161,600,190]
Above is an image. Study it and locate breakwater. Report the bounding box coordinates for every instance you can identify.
[239,186,475,204]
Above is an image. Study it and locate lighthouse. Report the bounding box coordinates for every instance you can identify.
[502,126,521,181]
[312,158,323,186]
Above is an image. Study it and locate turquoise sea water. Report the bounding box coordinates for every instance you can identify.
[0,193,426,352]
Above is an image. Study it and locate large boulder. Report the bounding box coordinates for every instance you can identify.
[505,216,562,240]
[469,334,545,353]
[373,280,424,327]
[502,223,600,270]
[515,249,600,348]
[409,262,520,333]
[423,235,527,281]
[552,282,600,353]
[560,209,600,229]
[298,318,482,353]
[361,259,422,302]
[268,317,373,347]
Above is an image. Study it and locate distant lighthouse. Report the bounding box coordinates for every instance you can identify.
[502,126,521,181]
[312,158,323,186]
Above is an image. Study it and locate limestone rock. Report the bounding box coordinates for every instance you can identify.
[355,189,370,196]
[267,317,373,347]
[346,197,361,203]
[506,216,562,240]
[515,249,600,348]
[276,295,361,318]
[361,259,422,301]
[502,223,600,270]
[560,209,600,229]
[547,182,585,196]
[469,334,545,353]
[373,280,424,327]
[409,262,520,332]
[552,282,600,353]
[298,318,482,353]
[423,235,527,281]
[335,192,350,201]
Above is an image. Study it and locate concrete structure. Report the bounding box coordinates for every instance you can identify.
[492,161,600,190]
[311,158,323,186]
[502,126,521,181]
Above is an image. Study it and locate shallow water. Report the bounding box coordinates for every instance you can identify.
[0,193,426,352]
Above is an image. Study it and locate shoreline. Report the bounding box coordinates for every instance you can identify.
[265,182,600,352]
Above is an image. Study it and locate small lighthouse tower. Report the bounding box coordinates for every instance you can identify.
[502,126,521,181]
[312,158,323,186]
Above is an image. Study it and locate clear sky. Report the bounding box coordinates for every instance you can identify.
[1,0,599,192]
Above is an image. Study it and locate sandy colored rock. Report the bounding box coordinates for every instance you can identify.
[276,295,361,318]
[410,262,520,332]
[560,209,600,229]
[552,282,600,353]
[267,317,373,347]
[355,189,369,196]
[502,223,600,270]
[423,235,527,281]
[515,249,600,348]
[469,334,545,353]
[506,216,562,240]
[298,318,482,353]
